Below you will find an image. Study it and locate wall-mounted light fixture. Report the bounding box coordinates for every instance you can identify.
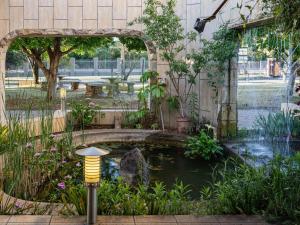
[194,0,229,34]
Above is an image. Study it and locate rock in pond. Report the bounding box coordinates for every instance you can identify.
[120,148,149,186]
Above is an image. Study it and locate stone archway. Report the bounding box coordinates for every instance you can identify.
[0,28,158,124]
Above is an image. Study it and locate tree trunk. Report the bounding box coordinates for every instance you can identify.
[47,76,57,102]
[32,63,39,84]
[288,62,299,96]
[46,56,60,101]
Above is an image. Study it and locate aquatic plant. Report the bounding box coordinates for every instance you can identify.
[201,156,300,225]
[185,130,223,160]
[254,111,300,139]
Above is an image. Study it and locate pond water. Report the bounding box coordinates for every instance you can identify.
[225,141,300,167]
[97,142,223,198]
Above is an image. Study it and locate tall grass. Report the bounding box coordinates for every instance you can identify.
[62,179,192,216]
[201,155,300,224]
[0,90,68,200]
[254,111,300,139]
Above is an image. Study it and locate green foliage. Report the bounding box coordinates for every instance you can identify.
[123,71,165,129]
[254,112,300,139]
[201,156,300,224]
[62,179,192,215]
[188,93,199,132]
[122,108,154,129]
[132,1,237,118]
[131,0,201,118]
[5,50,27,69]
[200,25,238,93]
[10,37,113,101]
[119,37,147,52]
[261,0,300,33]
[185,130,223,160]
[167,96,179,111]
[10,37,113,56]
[69,100,101,130]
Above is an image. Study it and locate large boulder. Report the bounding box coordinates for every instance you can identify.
[120,148,149,186]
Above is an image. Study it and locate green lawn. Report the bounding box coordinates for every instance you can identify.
[5,87,139,110]
[238,80,288,109]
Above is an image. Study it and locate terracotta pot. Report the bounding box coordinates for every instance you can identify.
[176,117,190,133]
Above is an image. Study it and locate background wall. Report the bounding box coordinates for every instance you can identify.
[0,0,262,134]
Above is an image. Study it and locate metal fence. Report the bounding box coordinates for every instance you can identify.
[6,58,149,78]
[238,60,269,77]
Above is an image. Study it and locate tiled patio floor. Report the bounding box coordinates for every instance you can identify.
[0,215,271,225]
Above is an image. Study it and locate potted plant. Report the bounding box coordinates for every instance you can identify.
[131,0,207,133]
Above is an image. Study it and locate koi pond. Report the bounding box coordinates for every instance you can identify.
[13,142,226,202]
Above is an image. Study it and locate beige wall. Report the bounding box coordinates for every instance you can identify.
[0,0,262,134]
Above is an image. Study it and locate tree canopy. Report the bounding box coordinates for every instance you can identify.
[9,36,113,101]
[261,0,300,33]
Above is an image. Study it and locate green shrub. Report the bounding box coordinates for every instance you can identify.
[62,179,192,215]
[201,156,300,224]
[69,100,100,129]
[185,130,223,160]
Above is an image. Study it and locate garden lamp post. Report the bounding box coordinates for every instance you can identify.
[75,147,109,225]
[60,87,67,112]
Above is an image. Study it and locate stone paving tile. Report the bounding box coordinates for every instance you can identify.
[7,223,49,225]
[97,216,134,223]
[134,215,177,223]
[175,215,218,223]
[50,216,86,224]
[96,223,134,225]
[135,223,177,225]
[50,223,84,225]
[178,223,219,225]
[8,215,51,223]
[0,215,10,223]
[215,215,267,223]
[3,215,271,225]
[218,224,268,225]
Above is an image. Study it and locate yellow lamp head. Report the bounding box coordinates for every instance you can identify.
[75,147,109,184]
[60,87,67,99]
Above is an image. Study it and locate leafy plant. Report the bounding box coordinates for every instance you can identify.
[254,111,300,139]
[185,130,223,160]
[131,0,203,118]
[62,178,192,216]
[69,100,101,130]
[201,155,300,225]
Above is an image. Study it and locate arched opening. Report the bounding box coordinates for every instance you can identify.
[0,29,157,125]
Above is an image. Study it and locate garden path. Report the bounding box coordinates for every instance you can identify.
[0,215,270,225]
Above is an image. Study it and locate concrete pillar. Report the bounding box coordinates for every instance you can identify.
[70,58,76,76]
[93,57,98,76]
[218,58,238,138]
[140,57,145,75]
[0,46,7,125]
